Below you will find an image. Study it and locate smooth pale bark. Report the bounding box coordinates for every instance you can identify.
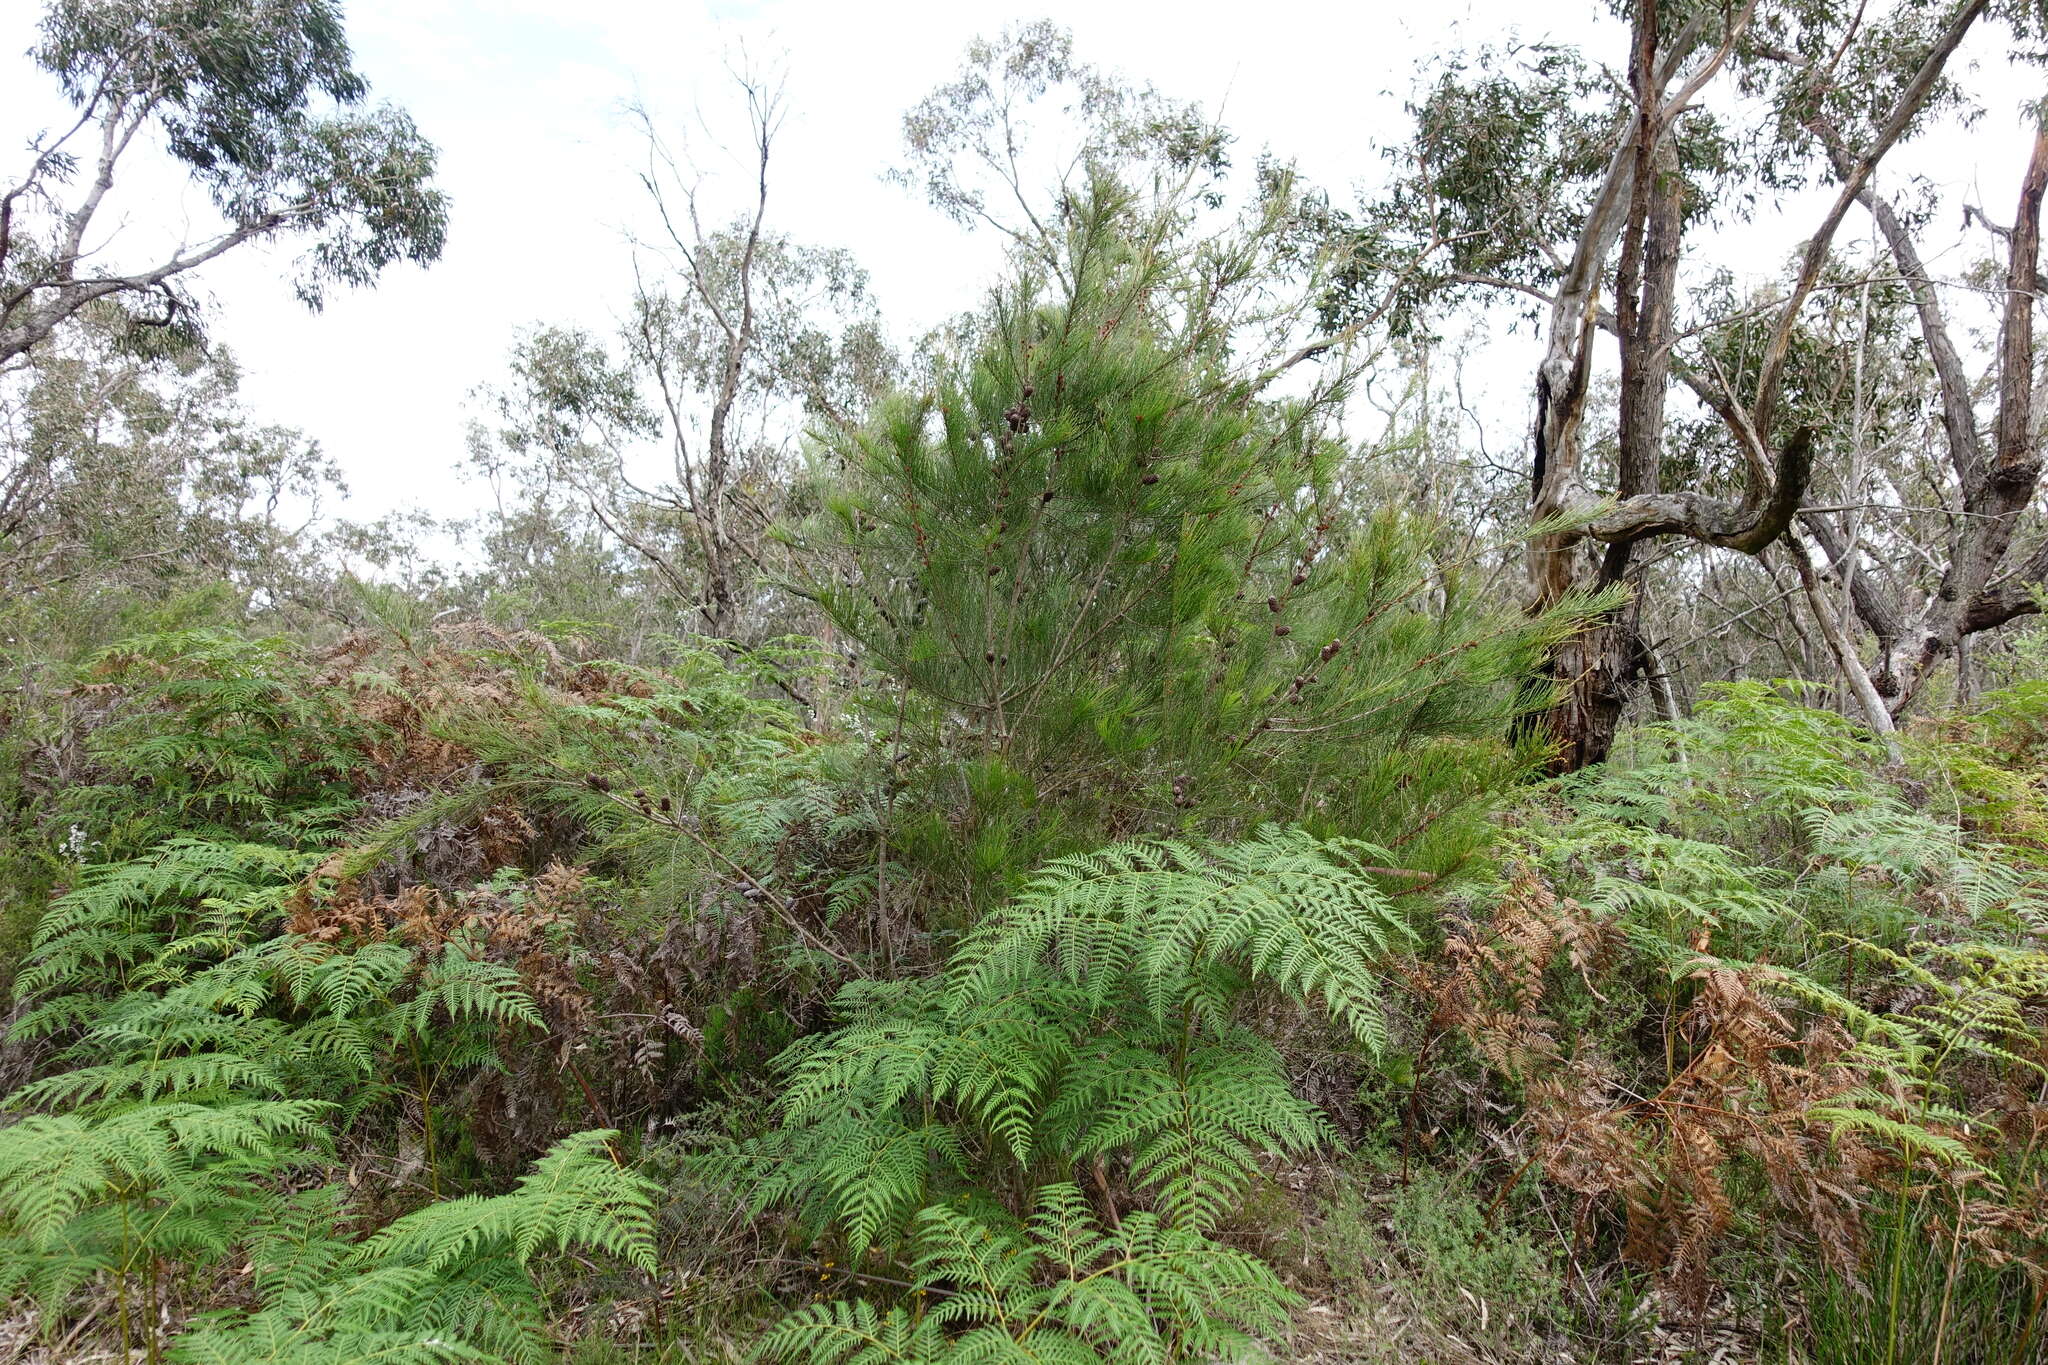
[632,81,781,640]
[1794,109,2048,715]
[1513,0,2006,769]
[1520,0,1822,770]
[1785,532,1902,764]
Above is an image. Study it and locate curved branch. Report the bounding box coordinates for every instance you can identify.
[1582,426,1814,553]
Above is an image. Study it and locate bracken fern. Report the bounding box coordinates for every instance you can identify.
[710,825,1412,1274]
[755,1182,1296,1365]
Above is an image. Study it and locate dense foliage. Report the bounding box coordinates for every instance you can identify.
[3,3,2047,1363]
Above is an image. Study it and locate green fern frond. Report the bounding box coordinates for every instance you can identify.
[759,1183,1296,1364]
[1043,1030,1330,1232]
[0,1098,328,1250]
[396,945,544,1040]
[754,1300,939,1365]
[357,1130,657,1274]
[950,826,1413,1050]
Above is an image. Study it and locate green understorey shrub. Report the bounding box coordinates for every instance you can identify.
[685,184,1619,1362]
[1284,1158,1564,1357]
[794,183,1608,919]
[1374,1167,1558,1319]
[4,544,2042,1365]
[8,487,2044,1365]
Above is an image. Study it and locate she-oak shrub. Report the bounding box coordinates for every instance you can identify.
[719,185,1609,1359]
[792,181,1610,898]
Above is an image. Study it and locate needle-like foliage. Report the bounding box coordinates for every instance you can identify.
[793,181,1607,890]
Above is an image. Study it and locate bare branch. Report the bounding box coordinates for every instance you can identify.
[1750,0,1987,441]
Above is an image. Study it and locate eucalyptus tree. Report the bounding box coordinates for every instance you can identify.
[474,74,894,643]
[623,81,896,638]
[1342,0,2046,767]
[0,0,446,371]
[890,19,1231,279]
[1775,98,2047,724]
[0,308,345,660]
[466,326,663,631]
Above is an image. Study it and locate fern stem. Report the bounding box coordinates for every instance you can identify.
[2006,1269,2047,1365]
[576,778,858,966]
[412,1038,441,1198]
[1401,1029,1441,1186]
[1929,1203,1965,1363]
[1881,1148,1914,1365]
[145,1253,161,1365]
[1481,1150,1542,1229]
[759,1256,960,1297]
[875,676,911,976]
[117,1201,131,1362]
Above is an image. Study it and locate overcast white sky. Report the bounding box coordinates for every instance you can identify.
[1,1,2039,530]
